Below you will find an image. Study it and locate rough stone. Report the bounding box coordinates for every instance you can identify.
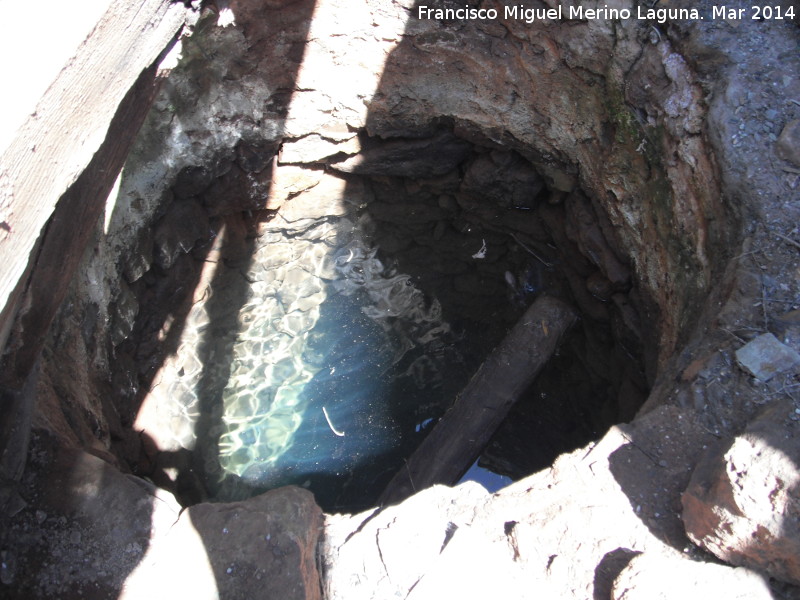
[153,198,210,270]
[122,486,323,600]
[173,165,215,199]
[610,552,772,600]
[460,152,545,209]
[682,399,800,585]
[236,140,279,173]
[267,172,365,230]
[325,406,720,600]
[776,119,800,167]
[200,162,274,216]
[109,280,139,347]
[734,332,800,381]
[267,165,325,210]
[565,191,630,287]
[773,309,800,349]
[280,133,361,163]
[122,225,154,283]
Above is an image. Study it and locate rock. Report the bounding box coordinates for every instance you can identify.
[329,131,471,178]
[122,225,154,283]
[325,408,720,600]
[776,119,800,167]
[280,134,361,163]
[586,271,614,301]
[734,332,800,381]
[267,165,325,210]
[173,165,215,199]
[201,163,275,216]
[153,199,210,270]
[12,442,185,597]
[460,152,545,209]
[267,172,365,231]
[682,399,800,585]
[109,280,139,347]
[323,482,492,600]
[565,191,630,286]
[610,552,772,600]
[122,486,323,600]
[236,140,279,173]
[773,309,800,349]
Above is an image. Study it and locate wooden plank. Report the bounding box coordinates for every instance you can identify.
[0,0,188,358]
[379,295,578,506]
[0,0,115,153]
[0,57,171,390]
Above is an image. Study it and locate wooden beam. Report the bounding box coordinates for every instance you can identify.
[379,295,578,506]
[0,0,188,361]
[0,58,172,390]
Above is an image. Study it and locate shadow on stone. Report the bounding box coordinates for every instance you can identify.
[593,547,641,600]
[608,405,720,551]
[681,398,800,587]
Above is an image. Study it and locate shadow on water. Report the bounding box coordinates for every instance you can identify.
[112,0,319,506]
[231,291,401,510]
[182,217,472,511]
[120,0,467,514]
[119,0,518,519]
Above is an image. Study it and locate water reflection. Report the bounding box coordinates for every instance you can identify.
[200,223,455,509]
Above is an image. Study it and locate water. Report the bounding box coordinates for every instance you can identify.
[202,235,459,510]
[458,460,513,493]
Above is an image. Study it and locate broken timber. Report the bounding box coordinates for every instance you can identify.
[379,295,578,506]
[0,0,189,365]
[0,0,189,482]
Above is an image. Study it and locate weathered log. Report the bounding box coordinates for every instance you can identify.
[0,0,188,363]
[0,56,171,391]
[0,1,189,482]
[379,295,578,506]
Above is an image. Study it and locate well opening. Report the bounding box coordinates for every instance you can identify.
[112,125,652,512]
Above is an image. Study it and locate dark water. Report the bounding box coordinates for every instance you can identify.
[212,289,455,512]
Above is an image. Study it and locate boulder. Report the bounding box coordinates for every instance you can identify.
[122,486,323,600]
[7,436,323,600]
[682,399,800,585]
[776,119,800,167]
[460,151,545,209]
[610,552,771,600]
